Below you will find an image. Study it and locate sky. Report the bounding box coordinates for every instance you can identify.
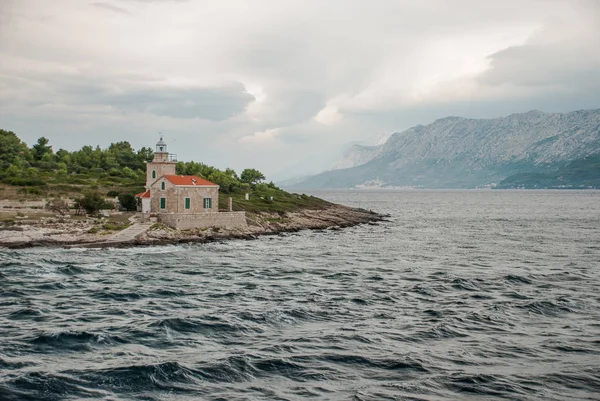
[1,0,599,181]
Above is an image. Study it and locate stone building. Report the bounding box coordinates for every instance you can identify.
[135,136,246,230]
[149,174,218,214]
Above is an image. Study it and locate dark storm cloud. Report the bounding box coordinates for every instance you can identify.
[107,85,254,120]
[481,44,600,89]
[478,1,600,94]
[0,70,254,121]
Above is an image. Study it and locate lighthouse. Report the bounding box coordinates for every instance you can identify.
[145,135,177,190]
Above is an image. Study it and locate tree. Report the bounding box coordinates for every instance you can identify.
[225,168,239,180]
[208,170,239,193]
[118,194,137,211]
[25,167,39,178]
[32,137,53,161]
[0,129,30,169]
[121,167,137,179]
[55,149,71,165]
[108,141,137,168]
[5,164,22,177]
[240,168,265,185]
[46,198,70,216]
[77,191,110,215]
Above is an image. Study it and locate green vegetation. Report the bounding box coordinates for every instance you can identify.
[240,168,266,185]
[76,191,114,215]
[117,194,137,211]
[218,184,330,213]
[497,154,600,189]
[0,129,331,213]
[101,221,131,231]
[0,129,151,197]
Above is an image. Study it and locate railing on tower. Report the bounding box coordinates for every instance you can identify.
[167,153,178,162]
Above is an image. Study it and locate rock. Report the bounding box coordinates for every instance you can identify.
[0,205,383,248]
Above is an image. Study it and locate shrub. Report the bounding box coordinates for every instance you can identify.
[26,187,43,195]
[102,222,130,231]
[76,191,112,215]
[118,194,137,211]
[2,177,47,186]
[46,198,70,216]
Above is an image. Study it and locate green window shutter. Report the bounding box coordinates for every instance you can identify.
[185,198,190,209]
[203,198,212,209]
[152,170,156,179]
[160,197,166,209]
[161,182,165,190]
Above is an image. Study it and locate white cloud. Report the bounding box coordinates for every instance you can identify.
[239,128,280,144]
[314,104,342,126]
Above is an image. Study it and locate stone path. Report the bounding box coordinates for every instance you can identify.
[103,222,153,244]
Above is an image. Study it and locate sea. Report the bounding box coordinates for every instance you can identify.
[1,190,599,401]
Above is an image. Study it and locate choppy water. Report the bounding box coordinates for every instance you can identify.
[1,190,600,400]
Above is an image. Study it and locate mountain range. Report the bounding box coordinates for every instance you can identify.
[285,109,600,189]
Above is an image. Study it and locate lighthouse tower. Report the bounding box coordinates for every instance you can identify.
[146,135,177,189]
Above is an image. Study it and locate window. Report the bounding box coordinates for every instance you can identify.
[161,182,165,190]
[160,197,166,209]
[152,170,156,179]
[185,197,191,209]
[203,197,212,209]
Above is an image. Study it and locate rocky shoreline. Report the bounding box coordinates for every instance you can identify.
[0,204,385,249]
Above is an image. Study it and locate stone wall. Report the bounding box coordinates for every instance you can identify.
[158,212,247,230]
[0,200,47,209]
[150,180,218,214]
[146,160,176,189]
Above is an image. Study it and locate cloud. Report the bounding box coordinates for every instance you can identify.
[0,66,254,120]
[106,84,254,120]
[92,2,131,15]
[0,0,599,180]
[314,105,342,126]
[239,128,280,144]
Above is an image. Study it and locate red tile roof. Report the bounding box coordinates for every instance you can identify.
[135,190,151,198]
[164,175,217,186]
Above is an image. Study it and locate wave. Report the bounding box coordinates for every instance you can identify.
[150,317,260,337]
[7,307,42,320]
[29,330,127,351]
[504,274,534,285]
[517,300,574,316]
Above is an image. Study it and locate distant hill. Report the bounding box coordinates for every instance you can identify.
[286,109,600,189]
[497,154,600,189]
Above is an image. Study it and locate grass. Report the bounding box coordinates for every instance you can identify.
[105,212,134,224]
[219,189,331,214]
[0,211,57,222]
[101,221,131,231]
[0,169,146,202]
